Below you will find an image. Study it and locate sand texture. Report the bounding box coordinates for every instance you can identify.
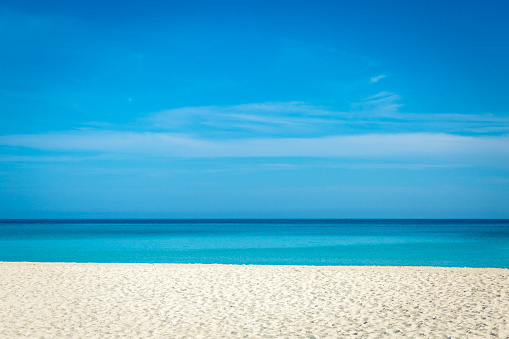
[0,263,508,338]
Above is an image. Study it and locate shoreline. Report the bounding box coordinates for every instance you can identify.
[1,262,508,338]
[2,261,508,269]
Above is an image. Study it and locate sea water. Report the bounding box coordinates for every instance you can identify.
[0,219,508,267]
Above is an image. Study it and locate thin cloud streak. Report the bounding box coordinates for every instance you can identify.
[149,102,334,136]
[1,132,508,164]
[147,98,509,137]
[370,75,386,83]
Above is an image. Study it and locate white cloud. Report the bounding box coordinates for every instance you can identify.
[151,102,331,125]
[361,91,395,101]
[370,75,386,83]
[1,132,508,166]
[148,102,342,138]
[138,97,509,139]
[2,98,508,165]
[355,92,402,115]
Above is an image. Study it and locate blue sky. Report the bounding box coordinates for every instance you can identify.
[1,0,508,218]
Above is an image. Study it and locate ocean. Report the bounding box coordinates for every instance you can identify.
[0,219,508,268]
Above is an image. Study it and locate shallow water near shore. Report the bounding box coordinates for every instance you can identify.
[0,219,508,267]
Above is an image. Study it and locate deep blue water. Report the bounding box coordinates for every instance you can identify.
[0,219,508,267]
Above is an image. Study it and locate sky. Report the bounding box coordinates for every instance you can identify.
[1,0,508,218]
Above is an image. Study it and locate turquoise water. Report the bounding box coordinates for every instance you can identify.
[0,219,508,267]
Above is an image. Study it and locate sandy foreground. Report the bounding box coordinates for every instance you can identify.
[0,263,508,338]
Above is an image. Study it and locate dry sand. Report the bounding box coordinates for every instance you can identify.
[0,263,508,338]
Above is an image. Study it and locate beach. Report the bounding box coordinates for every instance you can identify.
[1,263,508,338]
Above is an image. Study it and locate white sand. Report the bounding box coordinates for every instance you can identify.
[0,263,508,338]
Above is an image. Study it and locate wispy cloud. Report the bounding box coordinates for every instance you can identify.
[370,75,386,83]
[149,102,334,137]
[1,96,508,165]
[147,96,509,138]
[0,154,122,162]
[1,132,508,166]
[354,91,402,116]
